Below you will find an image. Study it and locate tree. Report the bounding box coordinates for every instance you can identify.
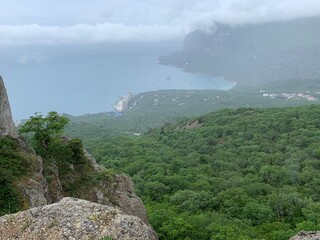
[19,111,69,149]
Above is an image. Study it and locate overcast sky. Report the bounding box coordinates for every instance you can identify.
[1,0,320,46]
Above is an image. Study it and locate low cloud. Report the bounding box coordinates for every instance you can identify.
[0,23,189,47]
[0,0,320,46]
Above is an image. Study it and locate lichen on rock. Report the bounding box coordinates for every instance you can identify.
[0,197,157,240]
[290,231,320,240]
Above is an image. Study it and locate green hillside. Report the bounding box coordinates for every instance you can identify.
[65,79,320,138]
[82,105,320,240]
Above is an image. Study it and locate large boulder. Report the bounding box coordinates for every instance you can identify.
[0,197,157,240]
[290,231,320,240]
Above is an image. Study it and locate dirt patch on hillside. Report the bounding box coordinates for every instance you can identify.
[179,120,205,130]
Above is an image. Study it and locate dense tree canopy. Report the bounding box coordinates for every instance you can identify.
[19,111,69,151]
[81,105,320,240]
[0,137,34,215]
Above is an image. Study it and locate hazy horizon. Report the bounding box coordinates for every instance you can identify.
[2,42,235,121]
[1,1,320,120]
[1,1,320,46]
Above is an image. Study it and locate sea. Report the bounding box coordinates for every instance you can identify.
[0,42,234,120]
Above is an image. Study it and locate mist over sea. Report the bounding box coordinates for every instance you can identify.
[1,42,234,120]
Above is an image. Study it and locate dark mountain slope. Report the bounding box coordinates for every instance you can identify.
[159,17,320,85]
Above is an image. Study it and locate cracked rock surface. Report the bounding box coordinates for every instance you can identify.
[0,197,157,240]
[290,231,320,240]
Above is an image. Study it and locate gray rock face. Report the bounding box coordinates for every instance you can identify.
[0,197,158,240]
[83,148,104,171]
[96,173,149,224]
[45,149,149,225]
[0,75,17,138]
[12,144,150,226]
[290,231,320,240]
[12,150,49,210]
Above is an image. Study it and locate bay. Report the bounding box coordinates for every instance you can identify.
[1,42,234,120]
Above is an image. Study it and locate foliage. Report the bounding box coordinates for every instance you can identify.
[18,111,110,202]
[40,135,100,199]
[19,111,69,151]
[81,104,320,239]
[0,137,32,215]
[100,237,113,240]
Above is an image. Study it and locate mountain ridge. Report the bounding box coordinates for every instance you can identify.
[159,17,320,85]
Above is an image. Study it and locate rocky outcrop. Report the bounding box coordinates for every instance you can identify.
[0,75,17,138]
[83,148,104,171]
[0,77,47,208]
[0,76,155,238]
[290,231,320,240]
[0,197,157,240]
[6,138,150,226]
[44,149,149,225]
[113,93,133,113]
[6,143,50,210]
[96,173,149,224]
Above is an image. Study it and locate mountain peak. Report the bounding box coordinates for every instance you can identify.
[0,75,17,138]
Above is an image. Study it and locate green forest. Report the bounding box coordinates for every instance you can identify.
[0,136,34,215]
[80,105,320,240]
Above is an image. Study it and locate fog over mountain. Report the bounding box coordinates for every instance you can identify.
[1,0,320,45]
[159,17,320,85]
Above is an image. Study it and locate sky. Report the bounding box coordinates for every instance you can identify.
[0,0,320,46]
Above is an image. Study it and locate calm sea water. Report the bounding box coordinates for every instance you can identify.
[1,43,234,120]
